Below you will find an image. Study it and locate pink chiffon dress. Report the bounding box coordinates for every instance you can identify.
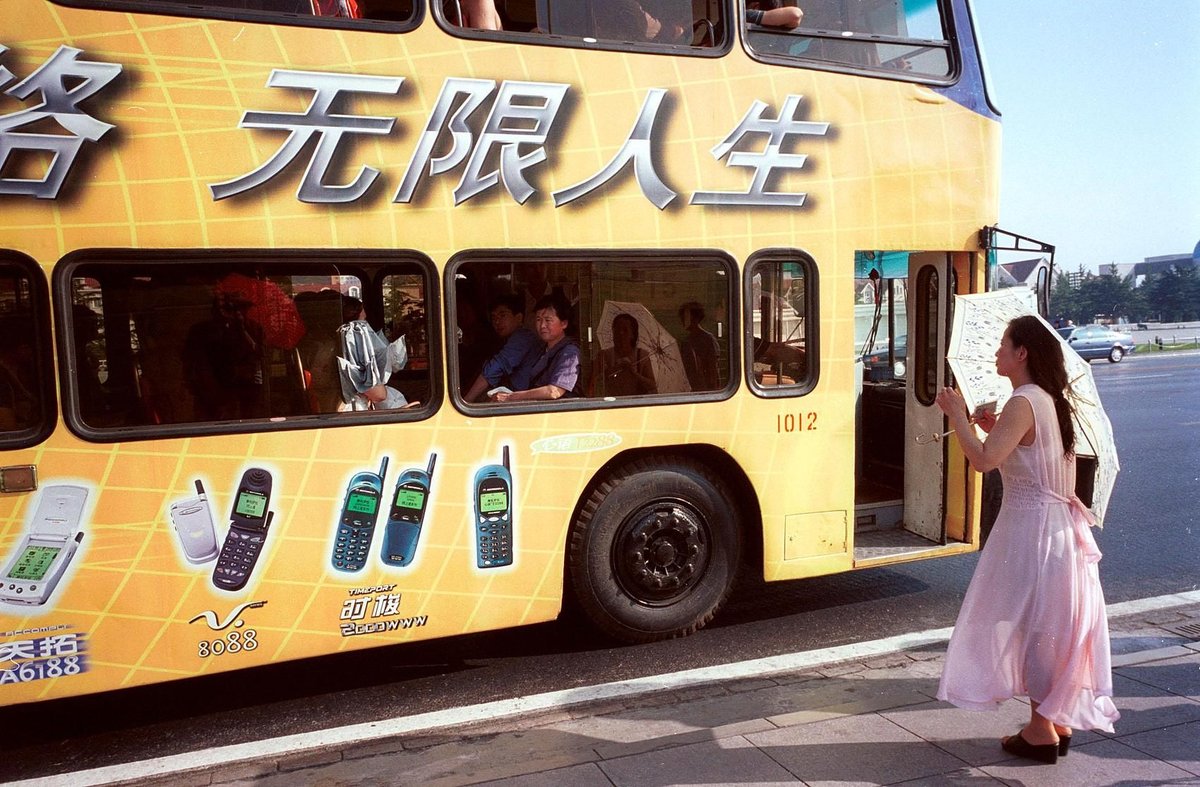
[937,384,1120,732]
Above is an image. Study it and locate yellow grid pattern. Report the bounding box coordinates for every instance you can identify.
[0,2,998,705]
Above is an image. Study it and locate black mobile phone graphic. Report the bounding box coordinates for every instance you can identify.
[332,457,389,572]
[212,468,274,592]
[473,446,513,569]
[381,453,436,567]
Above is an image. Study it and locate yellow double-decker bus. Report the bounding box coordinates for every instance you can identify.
[1,0,1040,706]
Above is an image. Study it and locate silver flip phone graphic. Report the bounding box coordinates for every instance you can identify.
[1,485,88,606]
[169,479,219,564]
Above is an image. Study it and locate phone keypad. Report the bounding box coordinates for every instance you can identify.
[213,529,265,591]
[477,516,512,568]
[333,522,374,572]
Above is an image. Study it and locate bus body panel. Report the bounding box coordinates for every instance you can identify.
[1,1,999,704]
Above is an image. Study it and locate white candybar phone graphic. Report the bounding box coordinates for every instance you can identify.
[169,479,219,564]
[1,485,88,606]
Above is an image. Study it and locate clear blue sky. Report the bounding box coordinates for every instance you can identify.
[972,1,1200,273]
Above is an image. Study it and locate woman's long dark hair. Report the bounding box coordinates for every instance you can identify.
[1006,315,1075,455]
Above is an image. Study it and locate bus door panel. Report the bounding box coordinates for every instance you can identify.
[902,253,950,543]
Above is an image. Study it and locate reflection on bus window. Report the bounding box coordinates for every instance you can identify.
[0,266,43,434]
[744,0,952,80]
[95,0,415,26]
[67,257,433,433]
[446,0,726,49]
[749,257,814,390]
[455,254,731,406]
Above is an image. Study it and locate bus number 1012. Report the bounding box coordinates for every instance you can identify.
[777,412,818,433]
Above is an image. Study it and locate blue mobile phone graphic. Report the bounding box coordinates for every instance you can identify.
[332,457,389,572]
[381,453,437,567]
[473,446,513,568]
[212,468,274,592]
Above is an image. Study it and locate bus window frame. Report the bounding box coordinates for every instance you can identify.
[744,248,819,399]
[47,0,423,33]
[53,248,442,444]
[447,248,740,417]
[433,0,734,59]
[0,251,56,451]
[740,0,961,87]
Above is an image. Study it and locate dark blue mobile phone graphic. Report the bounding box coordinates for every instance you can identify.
[332,457,388,573]
[473,446,513,569]
[213,468,274,592]
[381,453,437,567]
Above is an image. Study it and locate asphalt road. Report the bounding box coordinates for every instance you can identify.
[3,351,1198,780]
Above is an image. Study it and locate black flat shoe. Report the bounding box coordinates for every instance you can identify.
[1059,735,1072,757]
[1001,732,1059,764]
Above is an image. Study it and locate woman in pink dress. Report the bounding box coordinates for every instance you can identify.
[935,315,1119,764]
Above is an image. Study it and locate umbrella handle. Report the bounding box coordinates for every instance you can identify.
[915,428,954,445]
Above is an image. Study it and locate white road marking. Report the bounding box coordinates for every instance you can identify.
[16,588,1200,787]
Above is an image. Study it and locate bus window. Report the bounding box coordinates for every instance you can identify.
[441,0,730,53]
[0,254,54,448]
[65,0,416,28]
[453,252,734,407]
[744,0,953,81]
[747,253,817,395]
[62,254,436,438]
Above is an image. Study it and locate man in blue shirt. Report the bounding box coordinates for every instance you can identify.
[464,294,541,402]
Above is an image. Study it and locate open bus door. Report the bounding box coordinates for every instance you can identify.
[854,252,962,565]
[980,226,1056,319]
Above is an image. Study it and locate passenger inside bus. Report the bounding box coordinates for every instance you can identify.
[678,301,720,391]
[593,312,657,397]
[464,294,540,402]
[294,289,345,413]
[336,296,413,411]
[745,0,804,28]
[490,293,581,402]
[182,292,267,421]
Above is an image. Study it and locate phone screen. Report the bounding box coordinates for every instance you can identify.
[395,488,425,510]
[235,490,268,519]
[347,490,379,515]
[8,545,61,581]
[479,489,508,514]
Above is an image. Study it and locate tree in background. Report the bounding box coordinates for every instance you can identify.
[1052,264,1197,324]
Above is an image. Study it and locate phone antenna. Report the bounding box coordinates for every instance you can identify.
[426,453,437,478]
[502,445,510,470]
[378,456,390,481]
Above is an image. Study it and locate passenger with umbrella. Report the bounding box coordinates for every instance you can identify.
[336,296,411,411]
[934,315,1118,765]
[593,311,657,397]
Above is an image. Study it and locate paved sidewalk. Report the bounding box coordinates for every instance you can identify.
[108,601,1200,787]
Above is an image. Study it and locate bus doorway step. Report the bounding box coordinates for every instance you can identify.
[853,529,941,563]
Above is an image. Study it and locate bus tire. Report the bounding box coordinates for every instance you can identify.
[1107,346,1124,363]
[568,457,742,643]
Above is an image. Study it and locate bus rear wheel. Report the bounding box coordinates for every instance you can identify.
[568,457,741,643]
